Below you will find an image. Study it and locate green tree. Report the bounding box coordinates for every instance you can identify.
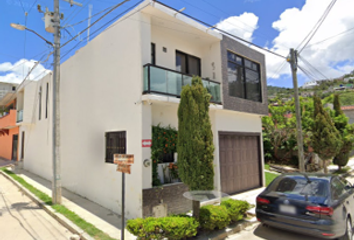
[177,76,215,219]
[312,96,342,173]
[332,94,354,170]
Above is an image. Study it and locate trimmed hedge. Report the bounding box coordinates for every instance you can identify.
[221,199,251,222]
[199,205,231,230]
[126,215,198,240]
[199,199,250,230]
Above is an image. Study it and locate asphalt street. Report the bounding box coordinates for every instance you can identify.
[227,222,325,240]
[0,174,73,240]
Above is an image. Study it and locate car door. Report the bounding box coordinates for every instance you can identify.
[339,177,354,223]
[330,177,350,232]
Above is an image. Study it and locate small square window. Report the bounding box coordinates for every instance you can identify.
[105,131,126,163]
[163,47,167,53]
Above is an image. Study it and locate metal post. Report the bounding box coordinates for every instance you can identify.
[121,173,125,240]
[52,0,62,204]
[288,48,305,173]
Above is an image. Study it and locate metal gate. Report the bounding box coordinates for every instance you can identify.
[219,132,262,195]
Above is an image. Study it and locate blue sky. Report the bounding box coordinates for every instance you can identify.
[1,0,353,88]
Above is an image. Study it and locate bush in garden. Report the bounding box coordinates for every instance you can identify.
[221,199,251,222]
[199,205,231,230]
[126,215,198,240]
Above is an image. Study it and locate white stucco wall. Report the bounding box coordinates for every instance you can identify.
[58,12,148,219]
[151,25,221,81]
[20,75,53,181]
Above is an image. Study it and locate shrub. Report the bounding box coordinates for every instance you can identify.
[221,199,251,222]
[199,205,231,230]
[126,215,198,240]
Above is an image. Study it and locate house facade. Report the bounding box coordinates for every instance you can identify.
[17,0,268,219]
[0,93,20,161]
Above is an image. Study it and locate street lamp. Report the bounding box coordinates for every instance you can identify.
[10,23,54,47]
[10,22,62,204]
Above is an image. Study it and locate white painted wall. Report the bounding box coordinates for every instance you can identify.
[151,25,221,82]
[20,75,53,181]
[58,12,147,219]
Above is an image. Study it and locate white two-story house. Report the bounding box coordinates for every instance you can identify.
[16,0,268,219]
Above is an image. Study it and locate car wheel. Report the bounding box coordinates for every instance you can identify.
[340,218,353,240]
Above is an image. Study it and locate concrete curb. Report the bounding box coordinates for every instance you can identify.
[194,219,258,240]
[0,169,95,240]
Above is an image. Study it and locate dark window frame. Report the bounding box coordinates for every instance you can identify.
[227,51,262,102]
[39,86,42,120]
[176,50,201,76]
[105,131,126,163]
[151,43,156,65]
[46,82,49,119]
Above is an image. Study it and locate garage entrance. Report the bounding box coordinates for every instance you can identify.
[219,132,262,195]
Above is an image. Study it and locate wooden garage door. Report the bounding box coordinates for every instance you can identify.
[219,132,261,195]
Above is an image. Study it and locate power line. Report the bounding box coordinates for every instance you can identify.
[297,0,337,54]
[298,55,330,81]
[28,0,39,14]
[62,0,91,25]
[64,4,117,27]
[304,26,354,49]
[153,0,286,59]
[61,0,131,49]
[61,0,145,59]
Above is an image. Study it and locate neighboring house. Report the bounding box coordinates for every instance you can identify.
[0,92,20,161]
[341,105,354,124]
[17,0,268,219]
[301,80,318,89]
[0,82,17,104]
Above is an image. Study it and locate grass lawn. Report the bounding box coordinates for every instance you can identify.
[264,163,270,170]
[333,166,351,175]
[265,171,278,186]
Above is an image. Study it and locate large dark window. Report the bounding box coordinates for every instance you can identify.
[105,131,126,163]
[227,51,262,102]
[151,43,156,65]
[176,51,201,76]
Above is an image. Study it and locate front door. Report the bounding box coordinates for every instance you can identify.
[12,134,18,160]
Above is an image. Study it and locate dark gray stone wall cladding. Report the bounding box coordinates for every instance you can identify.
[221,35,268,115]
[143,183,192,217]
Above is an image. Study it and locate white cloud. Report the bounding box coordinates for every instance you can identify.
[267,0,354,82]
[0,59,51,84]
[216,12,259,43]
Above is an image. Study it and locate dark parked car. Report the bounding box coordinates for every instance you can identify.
[256,173,354,240]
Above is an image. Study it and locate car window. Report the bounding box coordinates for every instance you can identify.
[331,178,347,200]
[339,177,353,192]
[269,176,328,197]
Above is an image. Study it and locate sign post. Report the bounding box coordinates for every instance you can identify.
[114,154,134,240]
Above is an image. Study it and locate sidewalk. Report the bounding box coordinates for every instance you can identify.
[0,163,136,240]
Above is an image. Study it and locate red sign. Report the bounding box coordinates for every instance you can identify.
[142,139,152,148]
[117,164,131,174]
[114,154,134,164]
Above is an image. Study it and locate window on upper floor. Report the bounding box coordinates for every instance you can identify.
[105,131,126,163]
[39,86,42,120]
[227,51,262,102]
[176,50,201,76]
[46,83,49,119]
[151,43,156,65]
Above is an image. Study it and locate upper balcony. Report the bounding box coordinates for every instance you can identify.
[143,64,222,104]
[0,109,17,130]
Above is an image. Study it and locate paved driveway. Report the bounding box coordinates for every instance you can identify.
[0,174,72,240]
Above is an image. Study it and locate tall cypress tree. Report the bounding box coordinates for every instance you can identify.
[312,96,342,173]
[333,94,354,170]
[178,76,215,219]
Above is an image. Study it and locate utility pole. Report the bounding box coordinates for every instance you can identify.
[52,0,62,204]
[41,0,81,204]
[288,48,305,173]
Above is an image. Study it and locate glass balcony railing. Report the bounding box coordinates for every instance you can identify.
[17,109,23,123]
[143,64,221,104]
